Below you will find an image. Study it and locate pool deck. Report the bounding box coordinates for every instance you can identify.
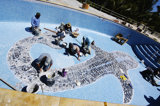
[33,0,160,43]
[0,88,136,106]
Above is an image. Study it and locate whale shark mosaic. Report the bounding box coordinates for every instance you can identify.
[7,32,138,103]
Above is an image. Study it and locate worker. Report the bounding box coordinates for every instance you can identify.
[67,43,81,61]
[81,36,94,55]
[36,53,53,72]
[58,23,72,34]
[31,12,41,36]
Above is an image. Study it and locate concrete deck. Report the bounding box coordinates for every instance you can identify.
[0,88,135,106]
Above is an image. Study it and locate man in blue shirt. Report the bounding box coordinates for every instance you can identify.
[31,12,41,36]
[81,36,94,55]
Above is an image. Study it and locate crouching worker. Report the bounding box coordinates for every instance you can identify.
[140,67,160,86]
[36,53,53,73]
[55,28,66,45]
[67,43,81,61]
[81,36,94,55]
[58,23,72,34]
[31,12,41,36]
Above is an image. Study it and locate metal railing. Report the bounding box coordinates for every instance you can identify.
[81,0,138,24]
[0,78,17,90]
[80,0,160,41]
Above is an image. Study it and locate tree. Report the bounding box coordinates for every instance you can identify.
[79,0,160,32]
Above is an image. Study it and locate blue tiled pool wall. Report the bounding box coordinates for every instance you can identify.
[1,0,160,47]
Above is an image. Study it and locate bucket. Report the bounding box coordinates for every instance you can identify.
[26,83,39,93]
[82,3,89,9]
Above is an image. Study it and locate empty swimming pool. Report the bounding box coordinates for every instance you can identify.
[0,0,160,105]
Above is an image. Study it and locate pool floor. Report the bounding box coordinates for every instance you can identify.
[0,21,160,105]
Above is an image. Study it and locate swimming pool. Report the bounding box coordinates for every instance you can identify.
[0,0,160,105]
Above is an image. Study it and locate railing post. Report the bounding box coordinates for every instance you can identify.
[100,6,103,11]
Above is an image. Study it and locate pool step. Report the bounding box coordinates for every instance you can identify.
[132,44,160,68]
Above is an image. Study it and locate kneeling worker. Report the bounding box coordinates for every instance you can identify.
[81,36,94,55]
[36,53,53,72]
[55,28,66,45]
[31,12,41,36]
[68,43,81,61]
[58,23,72,34]
[64,23,72,34]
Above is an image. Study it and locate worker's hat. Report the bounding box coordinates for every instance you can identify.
[67,23,71,27]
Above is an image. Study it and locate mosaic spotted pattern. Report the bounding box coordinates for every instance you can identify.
[7,32,138,103]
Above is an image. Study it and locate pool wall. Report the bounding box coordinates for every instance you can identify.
[0,0,160,47]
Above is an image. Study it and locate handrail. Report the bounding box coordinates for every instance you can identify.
[87,1,158,32]
[81,0,160,41]
[86,0,137,24]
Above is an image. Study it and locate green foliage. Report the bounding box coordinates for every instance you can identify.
[78,0,160,32]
